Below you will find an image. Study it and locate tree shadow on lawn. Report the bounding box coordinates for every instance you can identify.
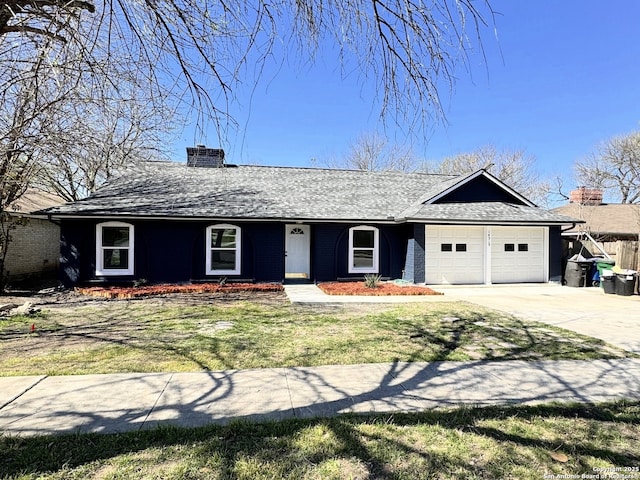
[1,359,640,477]
[1,401,639,478]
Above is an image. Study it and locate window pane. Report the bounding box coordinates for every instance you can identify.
[102,227,129,247]
[456,244,467,252]
[211,228,236,248]
[103,249,129,269]
[504,243,515,252]
[353,249,374,268]
[353,230,374,248]
[441,243,453,252]
[211,250,236,271]
[518,243,529,252]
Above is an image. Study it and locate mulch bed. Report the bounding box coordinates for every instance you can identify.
[318,282,443,296]
[75,282,284,299]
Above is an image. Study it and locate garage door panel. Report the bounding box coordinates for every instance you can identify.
[426,226,484,285]
[491,227,545,283]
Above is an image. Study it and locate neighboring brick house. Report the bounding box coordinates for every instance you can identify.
[43,147,581,287]
[4,190,64,282]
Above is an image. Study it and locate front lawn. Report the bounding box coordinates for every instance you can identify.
[0,293,631,376]
[1,401,638,479]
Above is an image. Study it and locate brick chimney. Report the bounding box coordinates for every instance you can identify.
[569,186,603,205]
[186,145,225,167]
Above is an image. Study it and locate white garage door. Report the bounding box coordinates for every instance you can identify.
[491,227,546,283]
[426,226,485,284]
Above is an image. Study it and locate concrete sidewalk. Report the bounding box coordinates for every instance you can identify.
[2,359,640,437]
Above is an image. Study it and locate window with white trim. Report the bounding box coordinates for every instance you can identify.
[96,222,134,276]
[348,226,379,273]
[206,224,241,275]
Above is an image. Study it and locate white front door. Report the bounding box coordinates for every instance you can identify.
[285,224,310,278]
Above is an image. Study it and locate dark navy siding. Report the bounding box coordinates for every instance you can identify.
[312,223,409,281]
[437,176,527,204]
[59,219,286,286]
[548,226,563,283]
[245,223,284,282]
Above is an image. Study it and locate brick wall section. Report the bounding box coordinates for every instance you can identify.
[4,216,60,278]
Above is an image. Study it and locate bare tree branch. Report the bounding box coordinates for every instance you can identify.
[575,131,640,204]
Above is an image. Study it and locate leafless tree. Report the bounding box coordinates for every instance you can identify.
[574,130,640,204]
[0,7,176,288]
[1,0,496,289]
[324,132,419,172]
[428,145,549,205]
[2,1,496,131]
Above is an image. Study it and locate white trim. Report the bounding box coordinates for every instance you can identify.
[484,227,492,285]
[348,225,379,274]
[206,224,241,275]
[285,224,311,278]
[96,221,134,276]
[543,226,550,282]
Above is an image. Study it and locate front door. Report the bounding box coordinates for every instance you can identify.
[285,224,311,279]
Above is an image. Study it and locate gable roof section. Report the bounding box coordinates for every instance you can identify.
[552,203,640,236]
[44,162,579,226]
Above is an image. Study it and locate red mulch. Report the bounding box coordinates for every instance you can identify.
[76,282,283,299]
[318,282,443,296]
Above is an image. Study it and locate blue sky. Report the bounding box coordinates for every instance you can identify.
[171,1,640,197]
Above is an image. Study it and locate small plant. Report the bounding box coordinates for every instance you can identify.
[364,273,382,289]
[133,278,148,287]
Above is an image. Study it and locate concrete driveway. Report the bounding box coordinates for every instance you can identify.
[437,284,640,353]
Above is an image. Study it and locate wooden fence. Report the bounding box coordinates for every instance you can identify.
[615,240,640,272]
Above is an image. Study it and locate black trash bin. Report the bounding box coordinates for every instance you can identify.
[601,274,616,294]
[615,274,636,296]
[565,260,591,287]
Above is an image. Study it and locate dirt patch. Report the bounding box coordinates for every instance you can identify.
[0,289,290,360]
[318,282,443,296]
[1,288,289,309]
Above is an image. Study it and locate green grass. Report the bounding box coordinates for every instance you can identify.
[1,401,638,479]
[0,299,632,376]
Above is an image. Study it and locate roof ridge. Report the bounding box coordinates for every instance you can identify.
[139,160,458,177]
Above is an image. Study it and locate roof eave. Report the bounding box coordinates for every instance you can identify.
[47,213,405,224]
[405,217,582,226]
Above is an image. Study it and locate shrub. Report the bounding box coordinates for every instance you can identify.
[364,274,382,289]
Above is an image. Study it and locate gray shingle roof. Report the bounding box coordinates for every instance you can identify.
[406,202,582,225]
[47,162,456,221]
[552,203,640,235]
[45,161,579,225]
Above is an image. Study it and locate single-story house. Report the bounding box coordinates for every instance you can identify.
[43,147,581,286]
[4,189,64,282]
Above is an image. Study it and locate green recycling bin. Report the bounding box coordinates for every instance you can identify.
[596,259,615,286]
